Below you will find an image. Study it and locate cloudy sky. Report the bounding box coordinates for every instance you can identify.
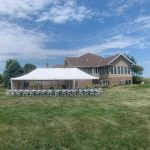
[0,0,150,77]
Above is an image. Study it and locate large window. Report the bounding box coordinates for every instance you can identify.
[114,66,117,74]
[110,66,130,75]
[111,67,113,74]
[121,66,124,74]
[118,66,120,74]
[94,68,99,74]
[99,67,109,75]
[96,68,98,74]
[102,68,104,75]
[128,67,131,74]
[100,68,102,75]
[124,66,127,74]
[106,68,108,74]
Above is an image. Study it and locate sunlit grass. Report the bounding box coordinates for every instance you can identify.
[0,84,150,150]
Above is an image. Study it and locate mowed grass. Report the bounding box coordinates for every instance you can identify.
[0,84,150,150]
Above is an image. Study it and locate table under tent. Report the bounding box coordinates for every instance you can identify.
[8,68,102,96]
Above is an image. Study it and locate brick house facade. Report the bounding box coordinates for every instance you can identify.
[63,53,134,87]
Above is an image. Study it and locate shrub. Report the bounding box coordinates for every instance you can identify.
[132,76,143,84]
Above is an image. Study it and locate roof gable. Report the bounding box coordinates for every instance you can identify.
[107,54,135,65]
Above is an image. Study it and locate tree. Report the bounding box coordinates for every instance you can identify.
[124,54,137,64]
[125,54,144,84]
[0,74,4,85]
[24,63,36,74]
[131,65,144,76]
[3,59,24,89]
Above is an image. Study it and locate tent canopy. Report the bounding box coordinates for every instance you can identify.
[11,68,98,81]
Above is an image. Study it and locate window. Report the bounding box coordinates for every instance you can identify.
[94,68,96,74]
[102,80,109,86]
[106,68,108,74]
[100,68,102,75]
[94,68,98,74]
[111,67,113,74]
[100,68,103,75]
[121,66,124,74]
[106,81,109,85]
[124,66,127,74]
[114,66,117,74]
[104,68,106,74]
[118,66,120,74]
[107,81,109,85]
[96,68,98,74]
[98,68,100,73]
[102,68,105,75]
[93,68,95,74]
[128,67,131,74]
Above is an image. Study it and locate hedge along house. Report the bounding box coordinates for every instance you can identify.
[64,53,135,86]
[11,68,98,90]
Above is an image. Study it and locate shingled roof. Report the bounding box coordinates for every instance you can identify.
[100,54,120,66]
[65,53,123,67]
[66,53,105,67]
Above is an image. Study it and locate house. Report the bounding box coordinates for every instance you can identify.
[64,53,134,86]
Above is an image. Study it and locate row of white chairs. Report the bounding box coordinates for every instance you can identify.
[6,89,102,97]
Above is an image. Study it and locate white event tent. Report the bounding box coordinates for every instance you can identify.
[11,68,99,90]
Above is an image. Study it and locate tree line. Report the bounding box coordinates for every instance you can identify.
[0,55,144,89]
[0,59,36,88]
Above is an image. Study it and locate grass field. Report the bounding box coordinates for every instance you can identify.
[0,84,150,150]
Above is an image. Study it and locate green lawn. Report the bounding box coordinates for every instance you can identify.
[0,84,150,150]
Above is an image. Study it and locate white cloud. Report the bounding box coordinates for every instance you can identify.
[105,0,149,16]
[134,16,150,29]
[115,4,129,14]
[134,16,150,23]
[0,0,57,18]
[37,0,93,23]
[0,20,140,64]
[0,21,48,60]
[0,0,93,23]
[0,21,82,63]
[76,34,139,55]
[0,1,149,71]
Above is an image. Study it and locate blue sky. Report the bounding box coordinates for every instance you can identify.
[0,0,150,77]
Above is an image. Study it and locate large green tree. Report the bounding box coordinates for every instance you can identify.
[3,59,24,88]
[131,65,144,76]
[24,63,36,74]
[125,54,144,84]
[0,74,4,85]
